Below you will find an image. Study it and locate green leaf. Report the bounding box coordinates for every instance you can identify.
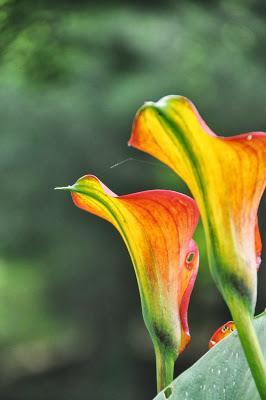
[154,312,266,400]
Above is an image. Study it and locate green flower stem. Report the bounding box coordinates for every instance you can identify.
[154,345,175,393]
[230,299,266,399]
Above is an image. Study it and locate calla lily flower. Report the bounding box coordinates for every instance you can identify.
[128,95,266,396]
[56,174,199,391]
[208,321,236,349]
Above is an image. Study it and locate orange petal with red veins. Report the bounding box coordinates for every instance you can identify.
[56,175,199,359]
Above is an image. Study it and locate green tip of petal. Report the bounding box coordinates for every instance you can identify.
[54,185,75,192]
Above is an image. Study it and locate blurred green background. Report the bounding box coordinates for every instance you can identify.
[0,0,265,399]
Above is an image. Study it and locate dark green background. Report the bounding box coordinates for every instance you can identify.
[0,0,265,399]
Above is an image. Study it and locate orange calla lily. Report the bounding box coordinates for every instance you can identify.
[56,174,199,391]
[208,321,236,349]
[129,95,266,396]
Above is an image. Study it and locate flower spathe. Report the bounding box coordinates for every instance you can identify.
[57,175,199,361]
[208,321,236,349]
[129,95,266,396]
[129,95,266,315]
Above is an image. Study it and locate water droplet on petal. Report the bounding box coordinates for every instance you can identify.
[247,134,252,141]
[185,252,194,270]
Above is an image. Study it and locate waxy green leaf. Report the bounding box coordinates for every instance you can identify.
[154,312,266,400]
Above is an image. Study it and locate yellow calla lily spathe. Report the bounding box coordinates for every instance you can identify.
[56,175,199,392]
[129,95,266,397]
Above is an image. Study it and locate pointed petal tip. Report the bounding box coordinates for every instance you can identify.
[54,185,74,191]
[155,94,187,107]
[142,95,189,112]
[54,175,108,193]
[144,100,155,107]
[128,95,197,149]
[73,174,118,198]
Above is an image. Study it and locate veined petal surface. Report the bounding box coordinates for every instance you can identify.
[58,175,199,357]
[129,95,266,313]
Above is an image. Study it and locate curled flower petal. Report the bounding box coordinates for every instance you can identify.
[255,220,262,271]
[179,239,199,352]
[57,175,199,360]
[208,321,236,349]
[129,95,266,314]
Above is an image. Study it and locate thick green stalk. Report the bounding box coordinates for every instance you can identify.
[154,345,175,393]
[230,299,266,399]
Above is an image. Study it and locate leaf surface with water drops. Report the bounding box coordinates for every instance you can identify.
[154,312,266,400]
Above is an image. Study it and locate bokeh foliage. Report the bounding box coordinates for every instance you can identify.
[0,0,265,399]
